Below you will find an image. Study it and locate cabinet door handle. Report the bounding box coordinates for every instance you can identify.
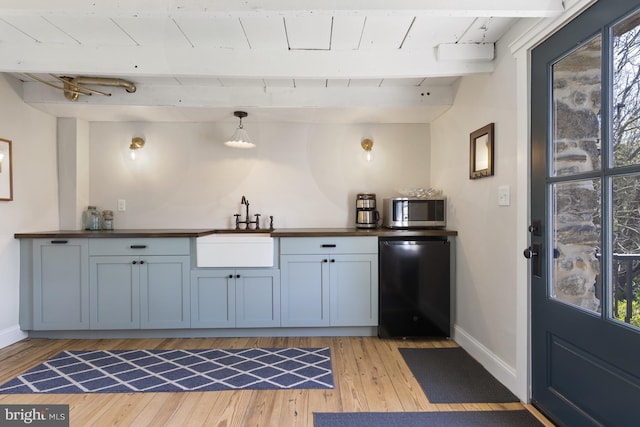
[330,259,336,263]
[322,259,328,263]
[139,260,145,265]
[50,240,68,244]
[130,245,147,249]
[132,260,137,265]
[236,274,241,278]
[228,274,233,279]
[321,244,336,248]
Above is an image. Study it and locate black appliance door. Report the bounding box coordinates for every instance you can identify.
[378,238,450,338]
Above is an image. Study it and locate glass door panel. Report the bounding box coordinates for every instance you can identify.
[552,179,601,313]
[550,33,603,314]
[613,12,640,168]
[552,36,602,177]
[611,173,640,329]
[609,11,640,329]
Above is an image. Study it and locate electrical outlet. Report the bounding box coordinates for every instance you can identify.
[117,199,126,212]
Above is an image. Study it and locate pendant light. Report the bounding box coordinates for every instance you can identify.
[225,111,255,149]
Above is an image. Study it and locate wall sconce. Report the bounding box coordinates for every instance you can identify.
[225,111,255,149]
[129,136,145,160]
[361,138,374,162]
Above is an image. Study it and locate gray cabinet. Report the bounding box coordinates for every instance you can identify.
[191,269,280,328]
[33,238,89,330]
[89,239,190,330]
[89,255,139,329]
[280,237,378,327]
[235,269,281,328]
[280,254,329,326]
[329,253,378,326]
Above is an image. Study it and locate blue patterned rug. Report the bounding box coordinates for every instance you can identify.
[0,347,334,394]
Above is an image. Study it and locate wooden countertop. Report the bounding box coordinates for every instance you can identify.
[15,227,457,239]
[13,229,217,239]
[270,228,457,237]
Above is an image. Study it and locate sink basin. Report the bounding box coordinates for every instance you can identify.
[196,233,274,267]
[212,228,272,234]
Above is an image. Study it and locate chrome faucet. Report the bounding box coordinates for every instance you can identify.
[235,195,261,230]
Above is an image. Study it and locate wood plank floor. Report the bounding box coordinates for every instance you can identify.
[0,337,553,426]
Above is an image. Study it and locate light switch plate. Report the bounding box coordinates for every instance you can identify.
[498,185,511,206]
[117,199,126,212]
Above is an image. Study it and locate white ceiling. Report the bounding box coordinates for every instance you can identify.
[0,0,564,123]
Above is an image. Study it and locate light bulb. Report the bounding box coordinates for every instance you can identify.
[362,149,374,162]
[130,149,136,160]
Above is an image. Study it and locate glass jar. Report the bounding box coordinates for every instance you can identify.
[102,210,114,230]
[90,209,101,231]
[83,206,97,230]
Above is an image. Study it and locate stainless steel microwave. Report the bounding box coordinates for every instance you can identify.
[382,197,446,228]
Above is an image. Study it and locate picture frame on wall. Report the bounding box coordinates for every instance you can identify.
[469,123,494,179]
[0,138,13,201]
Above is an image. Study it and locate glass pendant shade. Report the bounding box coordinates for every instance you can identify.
[361,138,374,162]
[225,127,255,149]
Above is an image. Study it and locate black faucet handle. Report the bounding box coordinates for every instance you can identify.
[254,214,261,229]
[269,215,274,230]
[234,214,241,229]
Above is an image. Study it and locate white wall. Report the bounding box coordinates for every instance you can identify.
[0,75,59,347]
[430,33,520,387]
[89,122,430,229]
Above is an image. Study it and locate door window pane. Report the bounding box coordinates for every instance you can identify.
[611,173,640,329]
[552,179,601,313]
[613,12,640,168]
[552,36,602,177]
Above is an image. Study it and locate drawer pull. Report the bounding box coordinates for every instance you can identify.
[321,244,336,248]
[130,245,147,249]
[50,240,68,244]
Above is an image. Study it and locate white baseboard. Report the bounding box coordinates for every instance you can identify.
[0,325,27,350]
[453,325,525,402]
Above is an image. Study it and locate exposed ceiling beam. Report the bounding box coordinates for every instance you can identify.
[1,46,494,79]
[0,0,565,18]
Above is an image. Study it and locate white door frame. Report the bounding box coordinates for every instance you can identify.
[510,0,597,402]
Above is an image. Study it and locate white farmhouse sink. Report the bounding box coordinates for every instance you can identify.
[196,233,274,267]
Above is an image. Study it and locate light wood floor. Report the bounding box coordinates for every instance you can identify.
[0,337,553,426]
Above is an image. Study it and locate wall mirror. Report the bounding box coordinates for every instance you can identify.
[469,123,494,179]
[0,138,13,201]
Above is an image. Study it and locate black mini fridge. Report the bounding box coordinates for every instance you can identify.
[378,237,450,338]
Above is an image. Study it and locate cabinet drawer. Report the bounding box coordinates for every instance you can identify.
[280,236,377,254]
[89,238,190,256]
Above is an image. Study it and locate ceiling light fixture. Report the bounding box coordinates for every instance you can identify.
[129,136,145,160]
[361,138,374,162]
[225,111,255,149]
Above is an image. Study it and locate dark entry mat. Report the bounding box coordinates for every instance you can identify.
[399,347,519,403]
[314,410,544,427]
